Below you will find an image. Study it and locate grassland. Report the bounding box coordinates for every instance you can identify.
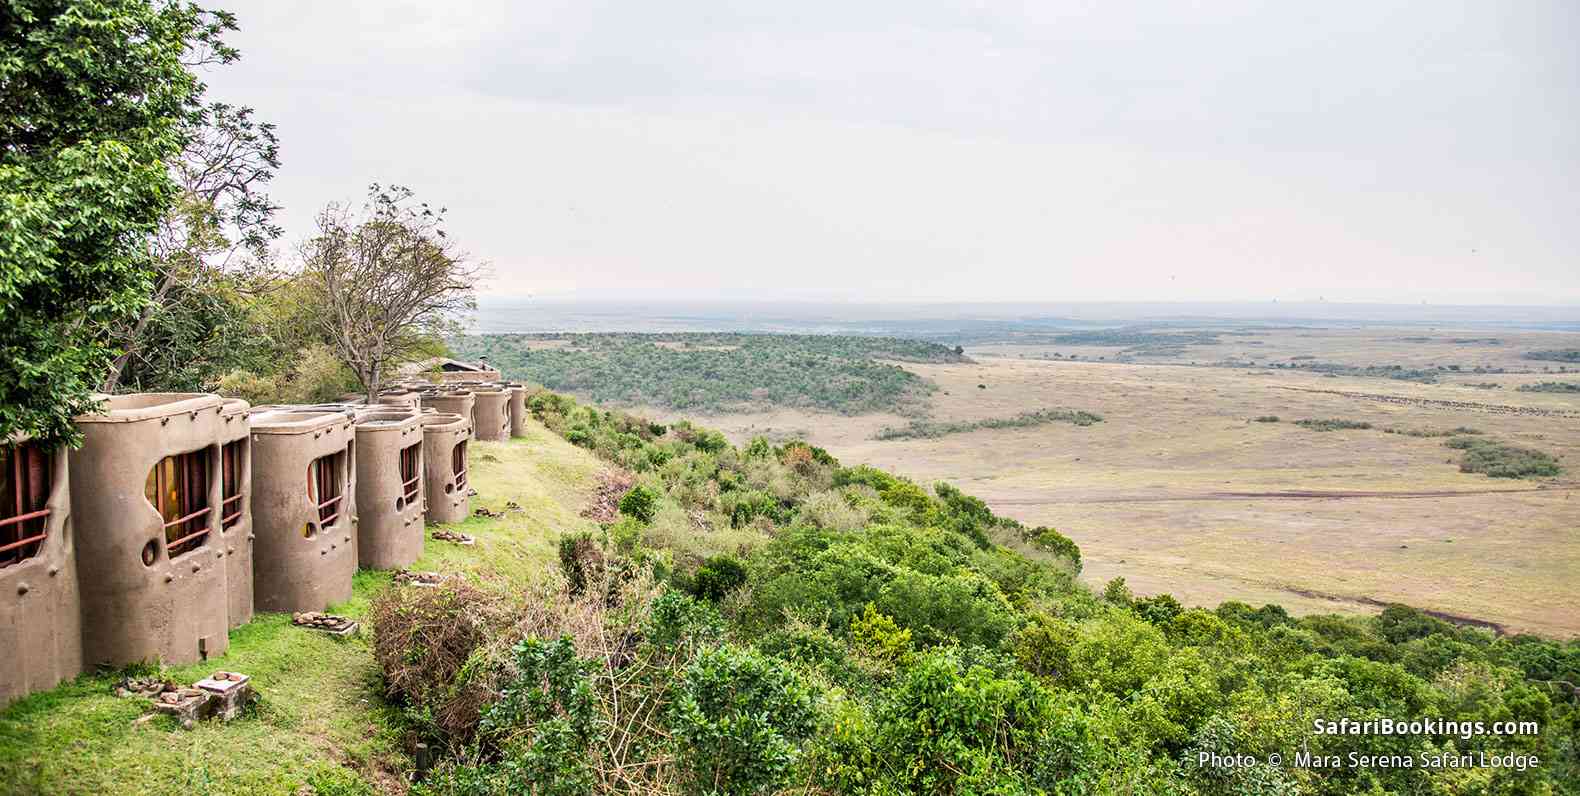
[448,333,966,415]
[0,420,607,795]
[629,325,1580,637]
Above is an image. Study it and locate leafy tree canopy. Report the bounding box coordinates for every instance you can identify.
[1,0,236,443]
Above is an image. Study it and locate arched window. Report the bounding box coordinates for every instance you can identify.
[306,447,348,534]
[145,449,212,559]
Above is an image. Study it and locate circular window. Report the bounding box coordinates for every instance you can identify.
[444,483,454,495]
[302,522,316,539]
[395,496,405,511]
[140,540,158,567]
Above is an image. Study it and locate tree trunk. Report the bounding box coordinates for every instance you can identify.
[100,273,177,393]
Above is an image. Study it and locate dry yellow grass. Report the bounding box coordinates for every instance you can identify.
[636,328,1580,637]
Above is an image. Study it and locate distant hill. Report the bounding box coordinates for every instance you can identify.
[450,332,967,415]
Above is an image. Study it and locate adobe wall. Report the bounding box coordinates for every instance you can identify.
[218,399,254,630]
[422,412,472,524]
[354,410,425,569]
[249,411,357,613]
[377,391,421,410]
[507,385,530,438]
[70,393,230,668]
[0,438,81,706]
[472,388,511,442]
[421,391,475,440]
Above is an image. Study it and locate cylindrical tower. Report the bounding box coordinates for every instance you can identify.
[421,412,471,524]
[354,410,426,569]
[249,410,357,613]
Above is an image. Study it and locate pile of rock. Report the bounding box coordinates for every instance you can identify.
[292,611,359,636]
[136,671,255,729]
[431,529,474,545]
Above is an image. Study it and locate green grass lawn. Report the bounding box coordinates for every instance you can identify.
[0,419,605,796]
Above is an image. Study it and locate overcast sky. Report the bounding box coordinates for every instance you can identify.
[206,1,1578,305]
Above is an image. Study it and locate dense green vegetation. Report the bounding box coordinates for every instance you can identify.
[1518,381,1580,393]
[874,408,1104,440]
[1447,437,1564,479]
[449,333,966,414]
[0,0,237,443]
[1044,329,1221,357]
[370,391,1580,795]
[1295,418,1374,432]
[1524,349,1580,364]
[1273,361,1446,383]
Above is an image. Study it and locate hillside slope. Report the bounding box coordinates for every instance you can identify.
[0,420,605,795]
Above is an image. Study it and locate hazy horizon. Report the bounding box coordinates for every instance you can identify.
[468,296,1580,336]
[208,1,1579,305]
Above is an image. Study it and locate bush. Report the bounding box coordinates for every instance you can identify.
[368,582,515,744]
[1446,437,1562,478]
[876,569,1017,648]
[668,644,818,795]
[1252,415,1280,423]
[557,532,604,597]
[690,555,748,602]
[473,637,597,795]
[1295,418,1373,432]
[1134,593,1184,625]
[1027,526,1082,573]
[850,603,913,664]
[870,648,1058,793]
[618,484,659,523]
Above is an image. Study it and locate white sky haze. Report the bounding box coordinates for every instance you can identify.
[208,1,1580,305]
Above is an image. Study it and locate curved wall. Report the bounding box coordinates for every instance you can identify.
[70,393,230,668]
[250,411,357,613]
[421,413,471,524]
[354,410,425,569]
[0,438,80,705]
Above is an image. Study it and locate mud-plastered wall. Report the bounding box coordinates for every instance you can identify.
[507,385,530,438]
[249,411,357,613]
[422,391,475,441]
[70,394,231,668]
[422,413,471,524]
[472,387,511,442]
[0,436,81,705]
[354,410,425,569]
[218,399,253,629]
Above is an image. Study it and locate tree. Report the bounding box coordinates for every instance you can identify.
[302,185,479,403]
[1,1,238,444]
[101,102,283,391]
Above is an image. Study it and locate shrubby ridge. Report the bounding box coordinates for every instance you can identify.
[375,390,1580,795]
[449,333,966,414]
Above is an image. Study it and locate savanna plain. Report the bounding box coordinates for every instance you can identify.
[600,326,1580,638]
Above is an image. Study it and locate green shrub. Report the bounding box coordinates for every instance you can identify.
[1102,577,1134,607]
[668,645,817,795]
[690,555,748,602]
[1446,437,1561,478]
[870,648,1059,793]
[1027,526,1082,572]
[876,569,1017,648]
[557,532,604,597]
[1295,418,1373,432]
[1252,415,1280,423]
[618,484,659,523]
[1133,593,1184,625]
[476,637,597,795]
[850,603,913,664]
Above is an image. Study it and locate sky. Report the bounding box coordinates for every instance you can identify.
[205,1,1579,305]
